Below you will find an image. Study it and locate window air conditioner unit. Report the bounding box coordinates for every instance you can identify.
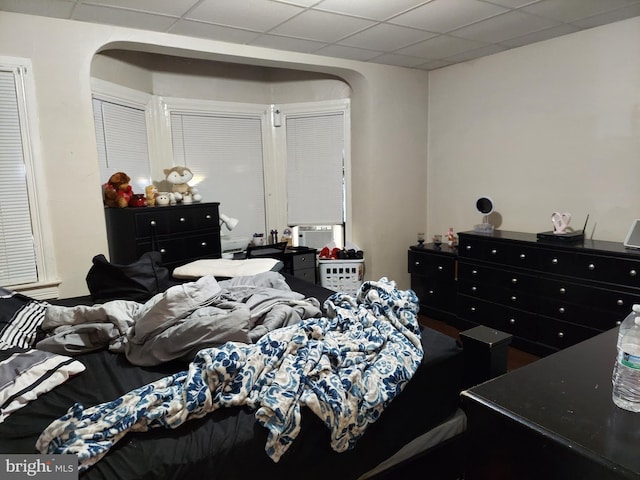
[297,226,336,250]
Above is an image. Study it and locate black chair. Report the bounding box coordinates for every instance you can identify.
[245,242,287,259]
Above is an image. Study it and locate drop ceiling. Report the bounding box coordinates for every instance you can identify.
[2,0,640,70]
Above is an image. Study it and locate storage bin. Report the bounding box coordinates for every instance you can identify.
[318,259,365,294]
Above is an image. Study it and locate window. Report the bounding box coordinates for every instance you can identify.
[92,94,152,193]
[170,109,267,239]
[0,60,55,296]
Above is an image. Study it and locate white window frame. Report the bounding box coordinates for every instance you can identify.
[0,57,58,299]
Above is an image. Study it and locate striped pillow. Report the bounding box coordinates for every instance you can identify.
[0,290,47,350]
[0,347,85,422]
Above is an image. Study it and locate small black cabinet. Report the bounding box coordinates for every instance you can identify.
[408,244,457,321]
[104,202,222,271]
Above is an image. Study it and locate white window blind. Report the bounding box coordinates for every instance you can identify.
[171,112,266,238]
[0,68,37,285]
[286,112,344,225]
[92,97,151,193]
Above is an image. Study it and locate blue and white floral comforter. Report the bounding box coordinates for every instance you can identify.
[36,278,423,471]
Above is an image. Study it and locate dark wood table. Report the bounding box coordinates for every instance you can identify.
[462,327,640,480]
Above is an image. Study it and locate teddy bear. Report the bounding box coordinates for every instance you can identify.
[103,172,133,208]
[163,166,202,203]
[145,185,158,206]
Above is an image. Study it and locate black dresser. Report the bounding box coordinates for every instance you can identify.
[457,230,640,355]
[409,230,640,356]
[104,202,222,271]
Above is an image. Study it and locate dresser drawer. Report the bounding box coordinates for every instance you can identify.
[411,274,456,310]
[457,295,538,340]
[537,317,599,350]
[291,252,316,271]
[539,278,639,318]
[408,250,455,278]
[537,297,621,331]
[292,267,316,282]
[458,262,536,290]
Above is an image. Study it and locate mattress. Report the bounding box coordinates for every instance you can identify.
[0,274,464,480]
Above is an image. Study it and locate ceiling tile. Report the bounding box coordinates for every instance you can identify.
[414,59,453,70]
[250,33,328,53]
[73,4,178,31]
[391,0,509,33]
[270,9,376,42]
[275,0,320,7]
[370,52,429,67]
[482,0,542,7]
[313,0,429,21]
[0,0,75,18]
[187,0,303,31]
[452,10,561,43]
[339,23,437,51]
[84,0,199,17]
[571,3,640,28]
[313,44,384,62]
[397,34,488,59]
[442,43,507,62]
[521,0,640,23]
[170,20,261,43]
[499,23,581,48]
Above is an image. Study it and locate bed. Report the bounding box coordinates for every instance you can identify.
[0,271,467,480]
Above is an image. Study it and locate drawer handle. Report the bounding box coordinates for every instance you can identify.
[552,258,559,265]
[201,242,207,247]
[511,278,518,284]
[617,299,624,306]
[150,220,156,226]
[588,263,595,271]
[438,266,444,271]
[509,318,516,325]
[414,261,420,266]
[511,296,517,302]
[180,217,186,223]
[470,307,476,312]
[472,270,478,275]
[428,290,434,295]
[471,286,477,292]
[558,332,564,339]
[631,270,637,277]
[491,249,497,255]
[559,287,566,294]
[466,245,472,250]
[519,253,526,260]
[559,307,565,314]
[206,214,212,219]
[159,248,166,254]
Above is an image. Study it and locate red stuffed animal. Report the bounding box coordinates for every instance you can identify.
[103,172,133,208]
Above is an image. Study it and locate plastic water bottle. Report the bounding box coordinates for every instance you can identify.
[612,304,640,411]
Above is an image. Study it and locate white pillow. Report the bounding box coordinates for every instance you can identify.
[173,258,283,279]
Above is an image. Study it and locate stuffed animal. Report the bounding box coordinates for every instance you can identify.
[103,172,133,208]
[163,166,202,203]
[145,185,158,206]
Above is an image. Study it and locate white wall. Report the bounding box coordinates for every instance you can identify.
[427,16,640,243]
[0,12,429,297]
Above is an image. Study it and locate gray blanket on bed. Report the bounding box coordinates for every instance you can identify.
[35,272,322,366]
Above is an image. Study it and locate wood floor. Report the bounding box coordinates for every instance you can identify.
[419,315,540,371]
